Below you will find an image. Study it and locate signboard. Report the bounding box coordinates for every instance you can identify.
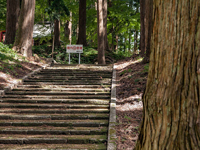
[66,45,83,53]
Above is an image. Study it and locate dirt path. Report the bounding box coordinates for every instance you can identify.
[115,55,148,149]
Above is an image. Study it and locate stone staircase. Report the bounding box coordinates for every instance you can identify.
[0,64,113,149]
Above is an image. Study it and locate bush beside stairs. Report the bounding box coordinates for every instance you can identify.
[0,64,113,149]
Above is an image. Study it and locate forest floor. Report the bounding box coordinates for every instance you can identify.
[0,56,47,91]
[114,55,148,150]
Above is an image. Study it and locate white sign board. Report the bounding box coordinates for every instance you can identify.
[66,45,83,53]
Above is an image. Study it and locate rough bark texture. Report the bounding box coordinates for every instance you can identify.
[97,0,105,64]
[77,0,87,46]
[13,0,35,58]
[143,0,153,63]
[5,0,20,44]
[136,0,200,149]
[103,0,109,50]
[54,19,60,47]
[140,0,145,56]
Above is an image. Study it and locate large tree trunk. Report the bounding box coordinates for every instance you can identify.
[103,0,109,50]
[77,0,87,46]
[13,0,35,58]
[140,0,145,56]
[5,0,20,44]
[54,19,60,47]
[97,0,105,64]
[143,0,153,63]
[136,0,200,149]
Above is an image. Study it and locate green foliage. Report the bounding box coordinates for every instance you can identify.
[143,63,149,73]
[0,0,6,30]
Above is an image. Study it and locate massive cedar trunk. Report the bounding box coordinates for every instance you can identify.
[13,0,35,57]
[5,0,20,44]
[77,0,87,46]
[54,19,60,47]
[97,0,105,64]
[136,0,200,149]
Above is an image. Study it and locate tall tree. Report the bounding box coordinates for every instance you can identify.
[140,0,153,63]
[77,0,87,46]
[47,0,69,47]
[136,0,200,149]
[54,19,60,47]
[97,0,105,64]
[13,0,35,57]
[103,0,109,50]
[5,0,20,44]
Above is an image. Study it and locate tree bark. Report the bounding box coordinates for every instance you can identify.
[13,0,35,57]
[54,19,60,47]
[103,0,109,50]
[136,0,200,149]
[143,0,153,63]
[5,0,20,44]
[140,0,145,56]
[97,0,105,64]
[77,0,87,46]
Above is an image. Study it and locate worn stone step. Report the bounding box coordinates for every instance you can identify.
[0,120,108,127]
[0,134,107,144]
[2,95,110,99]
[0,114,109,120]
[23,78,111,82]
[29,75,111,79]
[0,99,110,104]
[39,69,112,73]
[0,143,107,149]
[0,126,107,135]
[0,108,109,114]
[22,81,111,85]
[5,91,110,95]
[16,84,111,88]
[12,88,110,92]
[0,103,109,109]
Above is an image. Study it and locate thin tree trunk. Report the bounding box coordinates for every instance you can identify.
[97,0,105,64]
[103,0,109,50]
[77,0,87,46]
[13,0,35,57]
[136,0,200,149]
[143,0,153,63]
[5,0,20,44]
[140,0,145,56]
[54,19,60,47]
[69,12,72,45]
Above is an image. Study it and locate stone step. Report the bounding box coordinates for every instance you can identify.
[0,108,109,114]
[5,91,110,95]
[12,87,111,92]
[2,95,110,99]
[0,103,109,109]
[16,84,111,88]
[0,120,108,127]
[24,78,111,82]
[39,69,112,73]
[0,126,107,135]
[29,75,111,79]
[0,114,109,120]
[22,81,111,85]
[0,99,110,104]
[0,143,107,149]
[0,134,107,144]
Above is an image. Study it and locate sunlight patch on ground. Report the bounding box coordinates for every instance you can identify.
[114,58,143,70]
[116,101,143,111]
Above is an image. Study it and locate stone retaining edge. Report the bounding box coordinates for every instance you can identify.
[107,65,117,150]
[0,59,53,97]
